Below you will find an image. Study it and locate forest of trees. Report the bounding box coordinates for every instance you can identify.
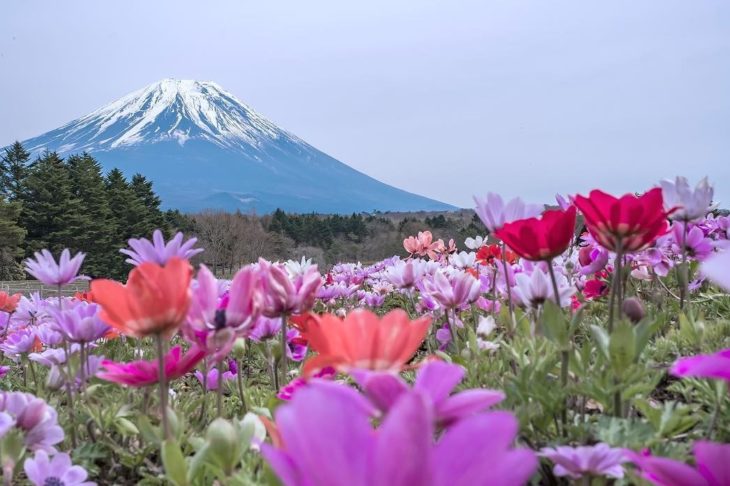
[0,141,481,279]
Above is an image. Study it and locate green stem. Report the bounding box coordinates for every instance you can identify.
[156,334,170,440]
[216,359,224,418]
[280,315,288,386]
[500,242,517,331]
[236,358,247,414]
[547,261,570,433]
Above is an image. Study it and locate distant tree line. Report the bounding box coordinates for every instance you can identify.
[0,142,486,279]
[0,141,183,279]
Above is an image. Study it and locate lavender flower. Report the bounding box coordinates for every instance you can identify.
[0,391,64,452]
[120,229,203,266]
[701,250,730,292]
[24,450,95,486]
[49,301,110,344]
[0,328,38,360]
[423,269,481,309]
[540,443,627,479]
[24,249,85,286]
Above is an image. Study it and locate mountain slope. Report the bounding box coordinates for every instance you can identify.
[18,79,454,213]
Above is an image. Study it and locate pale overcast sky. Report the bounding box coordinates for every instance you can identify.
[1,0,729,208]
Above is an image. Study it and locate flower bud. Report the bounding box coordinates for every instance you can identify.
[622,297,645,324]
[231,337,247,360]
[206,418,242,475]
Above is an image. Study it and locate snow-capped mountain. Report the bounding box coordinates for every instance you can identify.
[18,79,454,213]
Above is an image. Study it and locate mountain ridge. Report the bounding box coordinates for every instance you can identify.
[15,79,456,214]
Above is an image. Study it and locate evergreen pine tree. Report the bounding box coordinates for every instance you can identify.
[0,197,26,279]
[67,153,116,277]
[19,152,89,255]
[105,169,149,277]
[0,141,31,201]
[130,173,167,234]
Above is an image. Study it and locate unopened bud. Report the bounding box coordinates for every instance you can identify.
[622,297,645,324]
[231,337,247,360]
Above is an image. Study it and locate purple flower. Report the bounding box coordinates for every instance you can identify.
[0,391,64,452]
[24,249,85,286]
[258,259,322,317]
[261,381,537,486]
[423,269,481,309]
[0,365,10,378]
[120,229,203,266]
[195,362,236,391]
[352,360,505,427]
[512,266,574,309]
[540,443,627,479]
[247,316,283,342]
[670,348,730,382]
[383,259,428,289]
[49,301,110,344]
[672,223,713,261]
[701,250,730,292]
[24,450,94,486]
[0,328,38,359]
[277,367,336,401]
[473,192,542,232]
[29,346,77,367]
[35,322,63,347]
[625,441,729,486]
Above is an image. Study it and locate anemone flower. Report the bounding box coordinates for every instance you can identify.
[24,450,95,486]
[195,362,236,391]
[120,229,203,266]
[24,249,86,286]
[422,269,481,310]
[0,328,41,360]
[625,441,730,486]
[97,345,205,387]
[261,381,537,486]
[670,348,730,383]
[48,301,110,344]
[660,176,715,222]
[473,192,543,233]
[572,188,671,253]
[512,267,574,310]
[701,250,730,292]
[383,259,428,289]
[351,360,505,426]
[0,291,21,313]
[0,391,64,453]
[495,207,576,261]
[91,257,192,338]
[540,443,627,479]
[301,309,431,377]
[258,259,322,318]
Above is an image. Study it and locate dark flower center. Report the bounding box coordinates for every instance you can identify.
[44,478,64,486]
[214,309,227,330]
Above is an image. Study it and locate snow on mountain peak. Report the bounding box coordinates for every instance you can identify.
[26,79,298,154]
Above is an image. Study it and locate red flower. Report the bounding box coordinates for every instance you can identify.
[476,244,517,265]
[573,188,672,252]
[494,207,577,261]
[90,257,192,338]
[583,279,609,300]
[0,292,21,313]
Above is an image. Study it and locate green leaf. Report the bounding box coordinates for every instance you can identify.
[542,300,570,349]
[161,439,189,486]
[609,321,635,374]
[590,325,610,359]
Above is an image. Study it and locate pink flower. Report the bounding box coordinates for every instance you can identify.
[423,270,481,309]
[670,348,730,382]
[403,231,445,259]
[0,391,64,453]
[473,192,542,232]
[24,249,85,286]
[540,443,627,479]
[258,259,322,317]
[625,441,730,486]
[97,345,205,387]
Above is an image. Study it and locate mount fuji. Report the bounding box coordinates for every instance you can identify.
[17,79,455,214]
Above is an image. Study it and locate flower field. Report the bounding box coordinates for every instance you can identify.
[2,177,730,485]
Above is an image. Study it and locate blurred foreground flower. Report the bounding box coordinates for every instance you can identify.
[625,441,729,486]
[701,250,730,292]
[24,450,95,486]
[670,348,730,383]
[98,345,205,387]
[540,443,627,479]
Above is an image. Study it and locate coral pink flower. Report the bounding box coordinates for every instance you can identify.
[572,188,672,252]
[0,291,21,313]
[302,309,430,377]
[495,207,576,261]
[97,345,205,387]
[91,257,192,338]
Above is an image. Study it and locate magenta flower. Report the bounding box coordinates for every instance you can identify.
[24,249,85,286]
[540,443,627,479]
[262,382,537,486]
[277,366,336,401]
[0,365,9,378]
[625,441,730,486]
[24,450,94,486]
[195,361,236,391]
[0,391,64,452]
[423,269,481,309]
[258,259,322,317]
[670,348,730,382]
[352,360,505,427]
[97,345,205,387]
[473,192,542,232]
[383,259,428,289]
[701,250,730,292]
[672,223,713,261]
[48,301,110,344]
[120,229,203,266]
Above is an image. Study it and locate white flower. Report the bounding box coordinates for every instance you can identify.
[449,251,476,269]
[285,256,316,278]
[660,176,715,221]
[512,267,574,309]
[473,192,543,232]
[464,236,486,250]
[477,315,497,337]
